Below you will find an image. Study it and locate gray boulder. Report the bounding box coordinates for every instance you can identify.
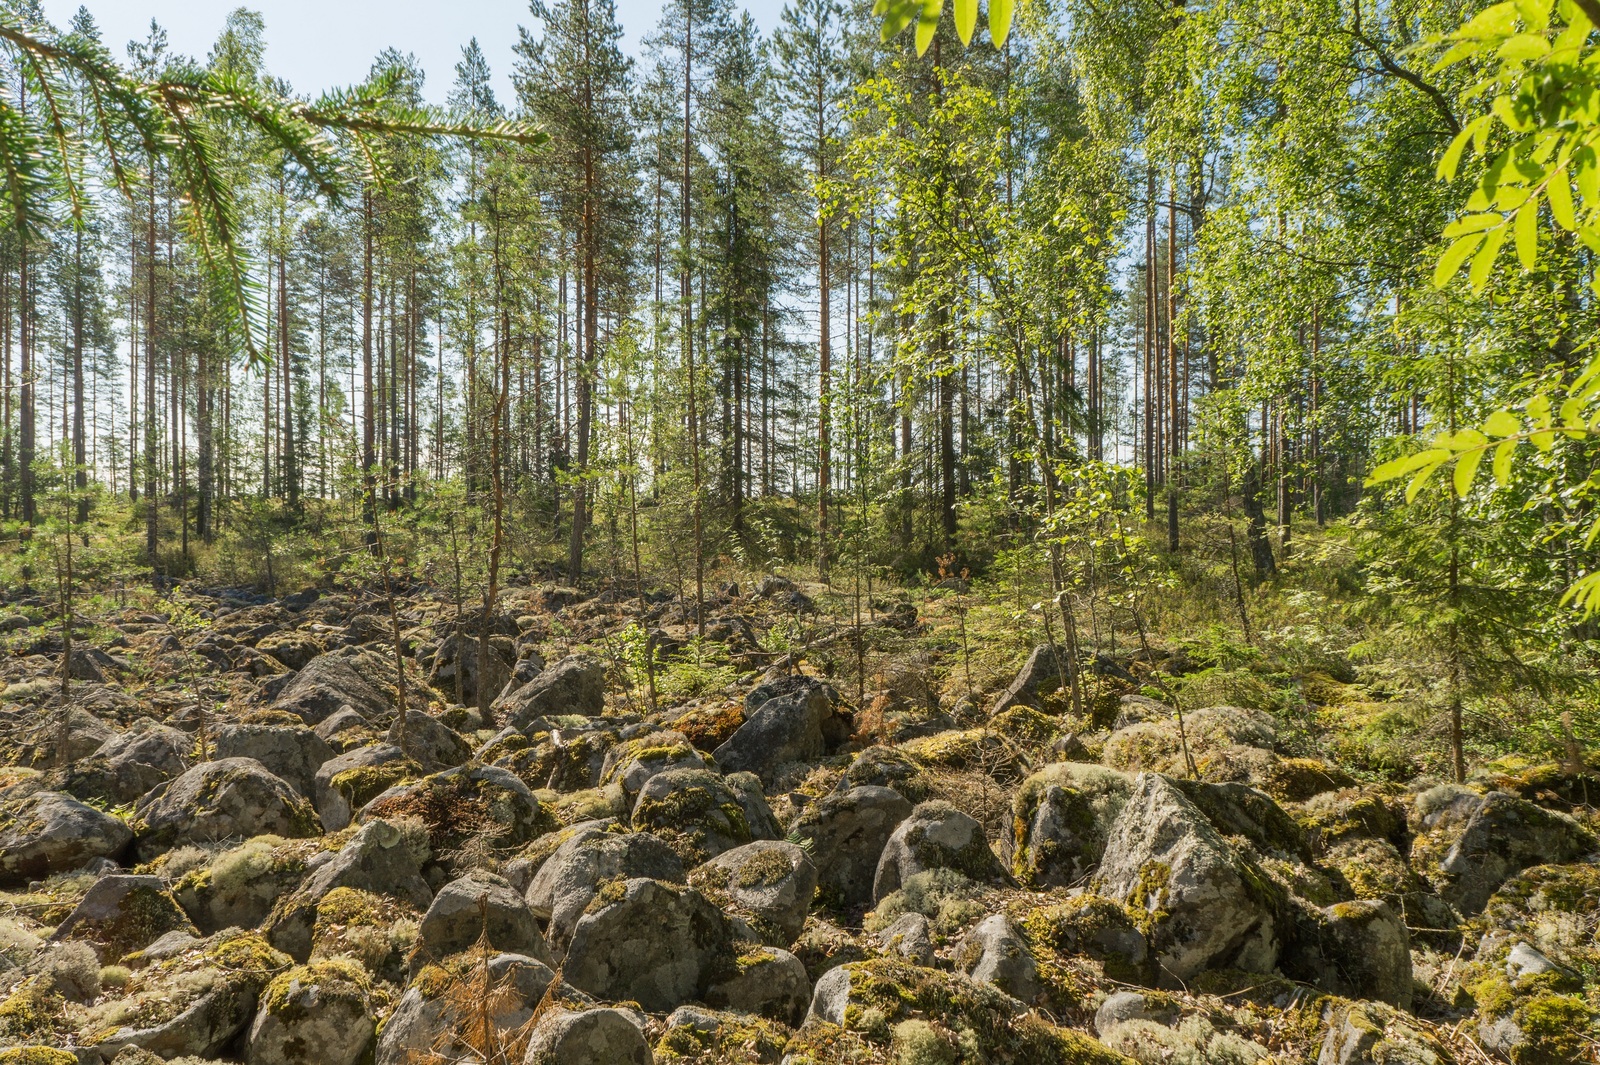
[789,785,913,908]
[704,945,810,1025]
[714,679,843,782]
[274,652,390,724]
[427,630,514,709]
[1292,899,1413,1009]
[211,723,335,798]
[526,827,685,955]
[245,960,374,1065]
[0,790,132,883]
[523,1006,652,1065]
[991,644,1065,713]
[497,653,607,728]
[414,870,553,969]
[1009,763,1132,888]
[693,840,817,946]
[954,914,1039,1003]
[132,757,319,862]
[562,878,736,1012]
[632,768,753,864]
[875,912,934,965]
[373,954,553,1065]
[873,800,1004,902]
[1094,990,1180,1038]
[312,742,415,831]
[1414,788,1595,915]
[266,819,431,960]
[57,719,189,806]
[386,710,473,770]
[1094,773,1283,984]
[50,874,196,963]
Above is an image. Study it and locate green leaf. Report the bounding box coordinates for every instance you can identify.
[953,0,977,44]
[1493,95,1527,132]
[1435,232,1486,287]
[1438,123,1478,180]
[1532,429,1556,451]
[1369,448,1452,484]
[1484,408,1521,436]
[1406,461,1446,503]
[1493,439,1517,485]
[914,0,942,54]
[1454,446,1487,496]
[1470,225,1509,290]
[1444,212,1506,236]
[1515,198,1540,268]
[990,0,1015,47]
[1549,171,1577,229]
[1497,32,1551,59]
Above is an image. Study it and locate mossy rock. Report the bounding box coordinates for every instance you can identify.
[1473,754,1600,807]
[988,706,1061,748]
[866,869,985,937]
[330,759,421,812]
[1296,787,1409,848]
[0,978,65,1046]
[363,764,557,856]
[899,729,1026,781]
[1018,894,1151,985]
[631,768,753,865]
[795,958,1135,1064]
[669,704,747,752]
[0,1049,79,1065]
[1260,758,1355,802]
[842,745,935,802]
[655,1008,788,1062]
[309,886,419,981]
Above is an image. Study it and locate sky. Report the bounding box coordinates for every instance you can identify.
[40,0,787,106]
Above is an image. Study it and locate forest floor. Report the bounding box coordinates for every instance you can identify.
[0,513,1596,1064]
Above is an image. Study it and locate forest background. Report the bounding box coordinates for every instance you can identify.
[2,0,1598,785]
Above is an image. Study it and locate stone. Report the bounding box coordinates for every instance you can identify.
[9,706,117,769]
[725,771,783,841]
[132,758,320,862]
[0,790,132,883]
[598,731,713,803]
[173,837,313,935]
[361,763,554,855]
[1094,990,1180,1038]
[953,914,1039,1003]
[245,960,374,1065]
[414,870,553,969]
[211,723,335,799]
[89,931,291,1062]
[1317,1000,1448,1065]
[312,708,371,752]
[526,827,686,955]
[704,945,810,1025]
[1294,900,1413,1009]
[875,912,934,965]
[1009,764,1133,888]
[426,630,514,709]
[55,719,188,806]
[496,653,607,728]
[256,631,325,671]
[562,878,736,1012]
[265,819,431,961]
[632,768,754,864]
[991,644,1065,714]
[873,800,1004,902]
[693,840,817,946]
[1094,773,1283,984]
[313,743,417,832]
[523,1006,653,1065]
[714,679,843,782]
[273,652,390,724]
[50,875,196,963]
[1413,788,1595,915]
[789,785,913,909]
[386,710,473,771]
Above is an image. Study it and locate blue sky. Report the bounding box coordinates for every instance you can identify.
[41,0,787,105]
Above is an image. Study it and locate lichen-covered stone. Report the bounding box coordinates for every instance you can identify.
[692,839,817,946]
[790,785,913,910]
[632,767,754,865]
[1009,764,1132,888]
[245,959,374,1065]
[874,800,1004,901]
[132,758,319,862]
[524,1005,652,1065]
[413,869,552,969]
[210,723,335,799]
[526,825,685,956]
[562,878,737,1012]
[703,944,810,1025]
[361,762,556,857]
[497,653,607,729]
[50,875,196,963]
[954,914,1039,1003]
[0,790,132,883]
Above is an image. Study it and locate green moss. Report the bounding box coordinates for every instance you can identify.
[867,869,984,936]
[0,978,64,1043]
[585,875,629,915]
[0,1049,79,1065]
[734,848,794,889]
[1514,993,1597,1065]
[260,958,370,1025]
[656,1011,788,1061]
[331,760,421,810]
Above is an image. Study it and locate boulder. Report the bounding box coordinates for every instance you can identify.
[386,710,473,771]
[312,743,417,832]
[599,731,714,803]
[132,758,320,862]
[1094,990,1180,1038]
[692,840,817,946]
[245,959,374,1065]
[0,790,132,883]
[265,819,431,961]
[1308,900,1413,1009]
[1094,773,1283,984]
[526,827,686,955]
[426,630,515,709]
[1317,999,1450,1065]
[89,931,291,1062]
[873,800,1004,902]
[714,679,844,782]
[414,870,553,968]
[273,652,390,724]
[704,945,810,1025]
[361,763,554,855]
[789,785,913,909]
[874,912,934,965]
[562,878,737,1012]
[991,644,1065,714]
[632,768,754,864]
[725,771,783,841]
[1173,778,1311,863]
[1009,764,1132,888]
[497,653,606,728]
[10,706,116,769]
[256,631,324,671]
[50,875,196,963]
[373,954,553,1065]
[174,837,314,934]
[523,1006,653,1065]
[954,914,1039,1003]
[1411,787,1595,915]
[56,719,188,806]
[210,723,335,798]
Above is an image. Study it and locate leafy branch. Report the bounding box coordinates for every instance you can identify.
[874,0,1015,55]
